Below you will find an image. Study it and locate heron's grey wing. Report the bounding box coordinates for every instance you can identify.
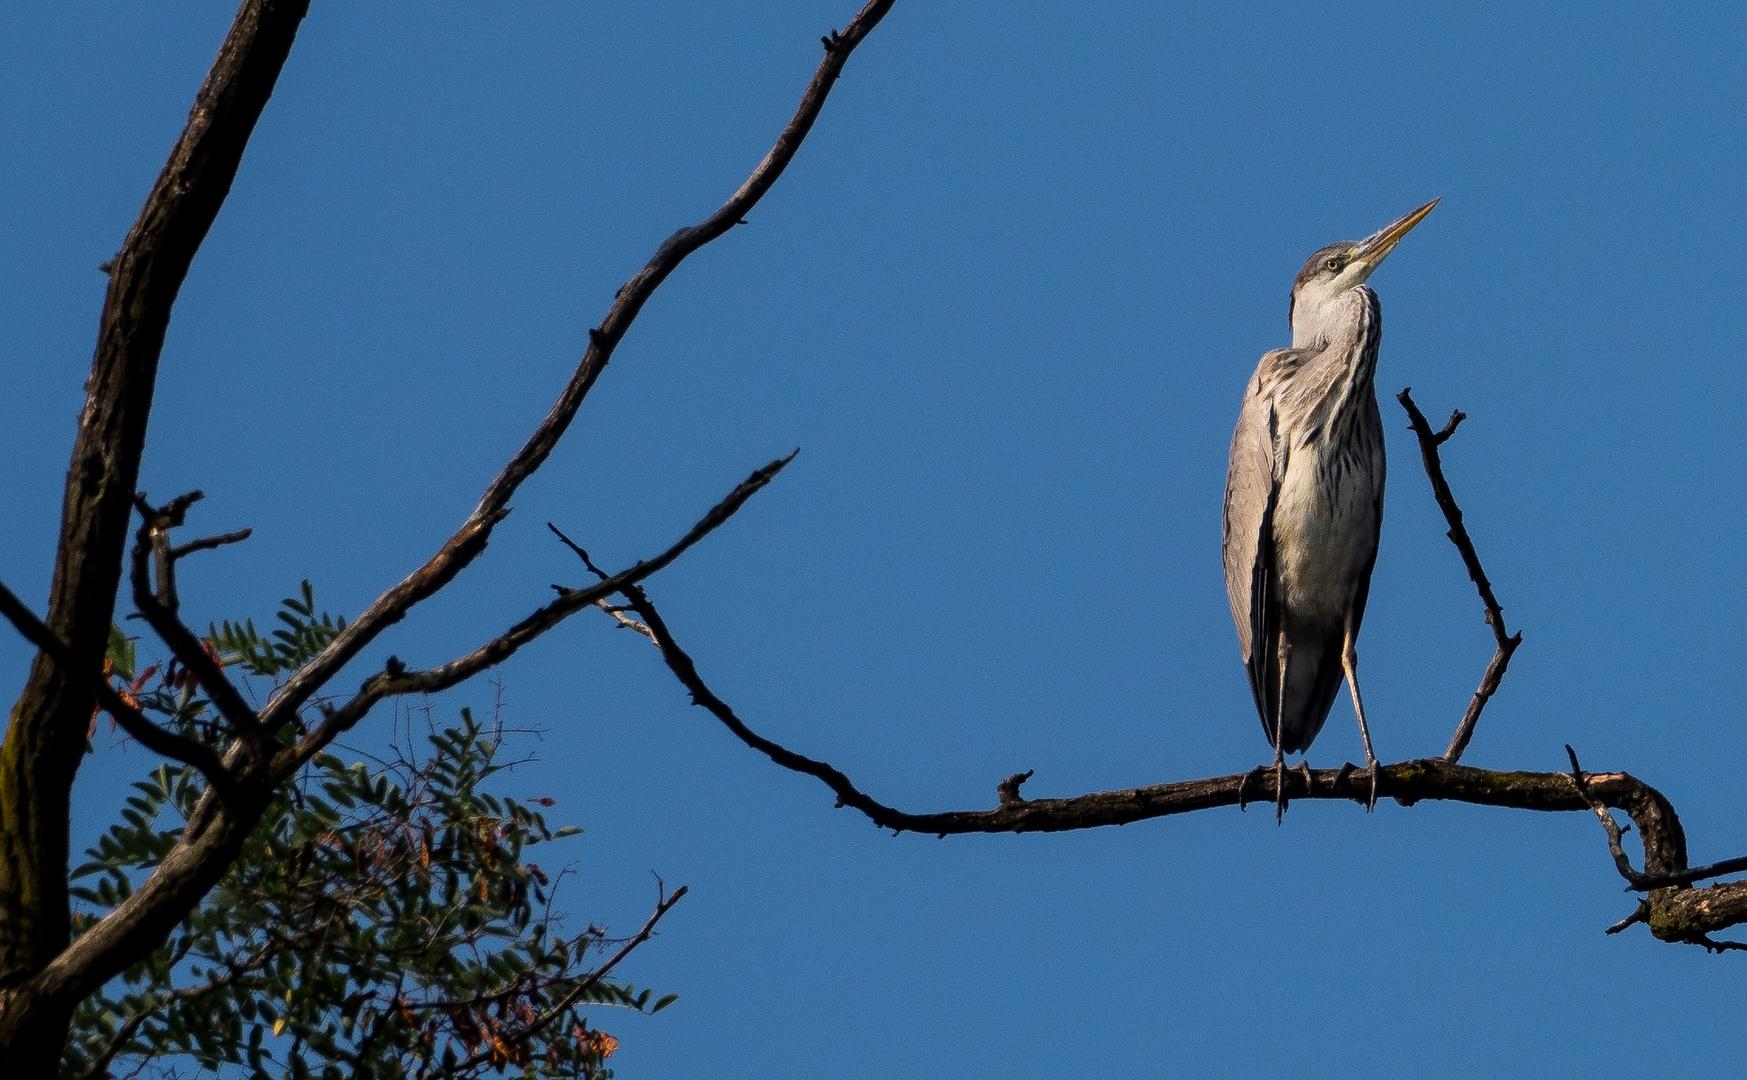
[1223,355,1290,725]
[1342,392,1388,637]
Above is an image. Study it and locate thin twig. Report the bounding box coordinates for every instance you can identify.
[547,522,660,639]
[592,599,658,641]
[1397,389,1522,763]
[1566,745,1645,889]
[545,523,609,581]
[1627,853,1747,891]
[434,885,687,1077]
[170,529,253,561]
[1566,742,1747,892]
[1605,901,1649,936]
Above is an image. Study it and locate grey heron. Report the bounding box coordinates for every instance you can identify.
[1222,198,1438,817]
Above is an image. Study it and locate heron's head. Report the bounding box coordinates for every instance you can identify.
[1289,198,1437,347]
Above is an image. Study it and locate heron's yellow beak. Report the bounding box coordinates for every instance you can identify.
[1351,198,1439,268]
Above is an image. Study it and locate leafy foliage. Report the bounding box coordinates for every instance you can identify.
[65,588,672,1080]
[207,581,347,680]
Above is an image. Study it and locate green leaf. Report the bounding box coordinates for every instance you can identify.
[107,622,137,681]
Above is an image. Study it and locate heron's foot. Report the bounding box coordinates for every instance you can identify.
[1237,766,1256,811]
[1365,759,1380,812]
[1333,761,1355,788]
[1274,758,1287,825]
[1297,760,1315,795]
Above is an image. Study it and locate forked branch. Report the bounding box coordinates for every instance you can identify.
[129,493,264,747]
[0,1,898,1050]
[277,454,794,776]
[1397,388,1522,763]
[0,581,241,808]
[256,0,898,733]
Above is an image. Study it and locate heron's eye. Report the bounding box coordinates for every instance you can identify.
[1325,258,1340,271]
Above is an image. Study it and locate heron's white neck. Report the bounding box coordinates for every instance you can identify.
[1292,282,1376,351]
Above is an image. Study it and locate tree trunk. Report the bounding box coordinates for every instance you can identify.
[0,3,308,1071]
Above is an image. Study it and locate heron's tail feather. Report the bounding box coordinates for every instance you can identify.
[1252,631,1345,755]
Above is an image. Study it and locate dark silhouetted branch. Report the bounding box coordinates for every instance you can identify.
[0,580,240,808]
[1398,388,1523,763]
[169,529,253,561]
[1606,901,1650,936]
[604,583,1747,946]
[2,2,890,1068]
[546,524,659,637]
[1565,745,1747,893]
[1566,745,1646,886]
[257,0,898,733]
[129,495,263,746]
[0,6,315,1066]
[280,454,794,774]
[1631,855,1747,892]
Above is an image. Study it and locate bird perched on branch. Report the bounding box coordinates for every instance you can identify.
[1223,198,1438,818]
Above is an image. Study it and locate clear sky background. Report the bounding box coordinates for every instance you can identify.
[5,1,1747,1076]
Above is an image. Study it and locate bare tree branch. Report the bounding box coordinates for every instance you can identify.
[257,0,899,732]
[5,10,897,1051]
[1566,744,1647,885]
[1629,855,1747,892]
[169,529,253,561]
[1398,388,1523,763]
[276,452,795,776]
[0,580,241,809]
[129,494,264,747]
[0,5,310,1058]
[1606,902,1650,936]
[599,568,1747,946]
[1564,745,1747,893]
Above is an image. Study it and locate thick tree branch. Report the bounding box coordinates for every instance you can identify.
[1564,745,1747,892]
[0,6,310,1033]
[258,0,898,731]
[1398,388,1523,763]
[3,10,895,1059]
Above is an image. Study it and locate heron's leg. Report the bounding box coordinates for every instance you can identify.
[1274,631,1290,824]
[1340,625,1379,812]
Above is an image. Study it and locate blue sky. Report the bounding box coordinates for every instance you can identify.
[5,1,1747,1075]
